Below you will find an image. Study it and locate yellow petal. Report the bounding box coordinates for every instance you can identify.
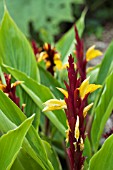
[38,52,48,62]
[57,87,68,98]
[43,43,49,50]
[79,77,102,99]
[65,120,70,144]
[73,142,77,151]
[54,53,60,60]
[74,116,80,141]
[79,137,84,151]
[46,61,51,69]
[86,45,103,61]
[0,84,6,91]
[83,103,93,117]
[43,99,67,112]
[78,77,90,99]
[54,60,62,70]
[11,81,24,88]
[85,84,102,95]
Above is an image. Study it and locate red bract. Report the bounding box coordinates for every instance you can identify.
[0,74,25,111]
[31,40,39,55]
[42,26,102,170]
[75,26,86,82]
[65,56,87,170]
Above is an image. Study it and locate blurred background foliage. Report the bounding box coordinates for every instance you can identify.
[0,0,113,45]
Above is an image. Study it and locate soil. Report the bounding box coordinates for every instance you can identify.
[84,22,113,67]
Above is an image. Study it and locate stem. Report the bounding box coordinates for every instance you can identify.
[45,117,50,136]
[62,141,71,170]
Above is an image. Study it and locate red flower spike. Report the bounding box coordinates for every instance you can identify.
[1,74,24,110]
[74,26,86,82]
[42,26,102,170]
[31,40,39,55]
[65,55,86,170]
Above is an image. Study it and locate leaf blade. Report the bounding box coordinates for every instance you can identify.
[89,135,113,170]
[0,114,34,170]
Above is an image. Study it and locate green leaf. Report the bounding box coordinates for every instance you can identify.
[11,149,43,170]
[96,40,113,84]
[0,10,39,80]
[89,134,113,170]
[83,137,92,163]
[2,64,66,135]
[56,8,87,64]
[0,110,46,170]
[0,114,34,170]
[0,91,54,170]
[43,140,62,170]
[0,0,75,38]
[91,71,113,151]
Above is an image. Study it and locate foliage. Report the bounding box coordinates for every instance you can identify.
[0,0,84,43]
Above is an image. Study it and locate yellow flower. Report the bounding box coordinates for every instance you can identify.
[42,99,67,112]
[43,43,49,50]
[46,61,51,69]
[78,77,102,99]
[65,120,71,143]
[86,45,103,61]
[53,53,64,70]
[83,103,93,117]
[54,60,62,70]
[38,52,48,62]
[57,87,68,98]
[11,81,24,88]
[0,83,6,91]
[74,115,80,141]
[79,137,84,151]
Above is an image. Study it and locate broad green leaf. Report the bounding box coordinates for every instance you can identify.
[0,91,54,170]
[96,40,113,84]
[83,137,92,163]
[0,114,34,170]
[89,134,113,170]
[0,110,46,170]
[91,71,113,151]
[11,158,25,170]
[0,0,75,38]
[43,140,62,170]
[38,64,63,99]
[2,64,66,133]
[11,149,43,170]
[0,10,39,80]
[56,8,87,64]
